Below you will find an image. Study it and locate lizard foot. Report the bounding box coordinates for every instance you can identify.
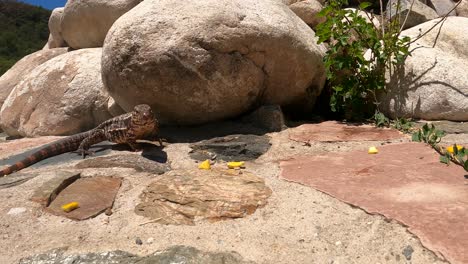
[74,149,95,159]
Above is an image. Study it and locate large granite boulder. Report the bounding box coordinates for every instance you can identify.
[45,7,67,49]
[61,0,143,49]
[386,0,439,29]
[382,17,468,121]
[283,0,325,28]
[456,0,468,17]
[0,48,68,111]
[102,0,326,125]
[427,0,457,16]
[0,48,113,136]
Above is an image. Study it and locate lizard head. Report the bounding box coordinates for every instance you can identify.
[132,104,155,125]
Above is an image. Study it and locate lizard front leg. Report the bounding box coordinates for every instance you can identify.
[147,129,164,146]
[125,132,141,152]
[76,129,106,158]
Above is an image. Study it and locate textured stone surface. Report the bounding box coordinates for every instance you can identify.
[284,0,325,28]
[61,0,143,49]
[46,176,122,220]
[189,134,271,161]
[30,171,80,207]
[456,0,468,17]
[0,48,113,136]
[0,48,68,111]
[241,105,286,132]
[19,248,138,264]
[289,121,405,142]
[383,17,468,121]
[280,142,468,264]
[75,153,170,175]
[135,169,272,225]
[47,7,66,48]
[0,172,37,189]
[386,0,439,29]
[19,246,254,264]
[102,0,326,125]
[428,0,457,16]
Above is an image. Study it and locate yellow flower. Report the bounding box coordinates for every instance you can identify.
[446,145,463,154]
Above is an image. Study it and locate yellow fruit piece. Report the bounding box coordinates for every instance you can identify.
[368,146,378,154]
[227,161,245,169]
[446,145,463,153]
[61,202,79,213]
[198,160,211,170]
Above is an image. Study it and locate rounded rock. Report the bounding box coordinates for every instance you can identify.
[0,48,113,136]
[0,48,68,111]
[61,0,143,49]
[102,0,326,125]
[382,17,468,121]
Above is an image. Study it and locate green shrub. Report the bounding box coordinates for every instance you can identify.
[315,0,411,119]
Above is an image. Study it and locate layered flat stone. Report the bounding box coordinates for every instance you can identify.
[280,142,467,264]
[136,169,272,225]
[289,121,405,142]
[46,176,122,220]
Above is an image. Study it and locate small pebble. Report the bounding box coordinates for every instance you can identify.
[105,208,113,216]
[402,245,414,260]
[335,241,342,246]
[147,237,154,244]
[7,207,26,215]
[135,237,143,245]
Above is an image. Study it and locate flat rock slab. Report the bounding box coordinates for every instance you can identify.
[0,172,37,189]
[75,153,170,175]
[19,246,254,264]
[289,121,405,142]
[30,171,80,206]
[189,134,271,161]
[136,169,272,225]
[46,176,122,220]
[280,142,467,264]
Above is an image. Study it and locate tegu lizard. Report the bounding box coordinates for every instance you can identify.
[0,104,162,177]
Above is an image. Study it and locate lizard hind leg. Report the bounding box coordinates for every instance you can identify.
[76,129,106,159]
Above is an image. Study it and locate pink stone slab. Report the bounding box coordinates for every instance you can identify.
[280,142,468,264]
[46,176,122,220]
[289,121,405,142]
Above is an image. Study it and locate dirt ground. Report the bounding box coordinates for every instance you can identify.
[0,126,457,264]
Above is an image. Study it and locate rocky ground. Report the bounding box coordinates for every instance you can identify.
[0,120,466,264]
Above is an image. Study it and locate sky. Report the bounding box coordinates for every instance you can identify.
[20,0,66,10]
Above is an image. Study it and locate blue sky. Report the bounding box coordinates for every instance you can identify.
[20,0,66,10]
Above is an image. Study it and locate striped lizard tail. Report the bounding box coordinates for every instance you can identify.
[0,131,92,177]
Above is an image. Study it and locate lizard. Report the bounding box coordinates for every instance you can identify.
[0,104,162,177]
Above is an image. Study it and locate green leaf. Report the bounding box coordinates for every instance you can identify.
[464,159,468,171]
[412,131,421,142]
[440,155,450,164]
